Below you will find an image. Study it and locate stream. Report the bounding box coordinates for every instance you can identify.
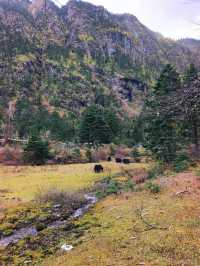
[0,194,97,247]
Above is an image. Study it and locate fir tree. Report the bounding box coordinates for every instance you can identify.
[182,64,200,154]
[23,134,50,165]
[144,65,181,163]
[79,105,118,145]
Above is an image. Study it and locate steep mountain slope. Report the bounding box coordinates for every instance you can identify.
[178,38,200,54]
[0,0,199,117]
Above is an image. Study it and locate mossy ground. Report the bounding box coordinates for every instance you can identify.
[43,169,200,266]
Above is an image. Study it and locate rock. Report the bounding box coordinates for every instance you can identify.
[61,244,73,252]
[23,260,32,264]
[130,236,137,240]
[53,204,61,208]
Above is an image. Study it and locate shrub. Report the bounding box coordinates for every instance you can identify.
[109,144,116,156]
[94,177,122,198]
[124,179,135,191]
[0,146,22,164]
[85,149,92,162]
[174,160,190,173]
[147,162,165,180]
[35,189,87,209]
[173,153,191,173]
[92,146,110,162]
[145,182,161,194]
[72,148,82,161]
[115,146,131,158]
[106,180,121,194]
[131,148,140,159]
[23,135,50,165]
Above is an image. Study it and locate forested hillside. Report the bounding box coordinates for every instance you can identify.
[0,0,199,143]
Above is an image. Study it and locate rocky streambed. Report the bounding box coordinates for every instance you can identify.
[0,194,97,248]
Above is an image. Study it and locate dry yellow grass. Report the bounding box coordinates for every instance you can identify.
[0,162,148,202]
[42,170,200,266]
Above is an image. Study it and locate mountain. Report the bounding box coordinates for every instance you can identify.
[0,0,199,118]
[178,38,200,54]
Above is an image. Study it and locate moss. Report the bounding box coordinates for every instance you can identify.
[0,222,16,236]
[2,228,14,236]
[35,223,47,232]
[1,255,10,262]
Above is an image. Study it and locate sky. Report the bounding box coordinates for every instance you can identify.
[55,0,200,40]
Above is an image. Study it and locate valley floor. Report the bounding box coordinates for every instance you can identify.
[0,162,146,206]
[43,169,200,266]
[1,163,200,265]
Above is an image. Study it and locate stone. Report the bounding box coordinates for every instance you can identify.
[61,244,73,252]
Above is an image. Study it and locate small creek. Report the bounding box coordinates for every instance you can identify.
[0,194,97,247]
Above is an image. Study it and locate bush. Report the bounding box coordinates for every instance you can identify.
[94,177,122,198]
[106,180,121,194]
[92,146,110,162]
[115,146,131,158]
[173,153,191,173]
[85,149,92,162]
[35,189,87,209]
[124,179,135,191]
[23,135,50,165]
[72,148,82,161]
[145,182,161,194]
[147,162,165,180]
[174,160,190,173]
[131,148,140,159]
[0,146,22,164]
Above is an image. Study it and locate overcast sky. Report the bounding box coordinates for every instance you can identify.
[55,0,200,40]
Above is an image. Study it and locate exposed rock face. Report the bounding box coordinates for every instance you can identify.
[0,0,199,116]
[178,38,200,54]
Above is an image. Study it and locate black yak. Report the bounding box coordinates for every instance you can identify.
[115,158,122,163]
[123,158,130,164]
[94,164,104,173]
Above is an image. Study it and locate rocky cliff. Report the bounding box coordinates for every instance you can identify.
[0,0,199,116]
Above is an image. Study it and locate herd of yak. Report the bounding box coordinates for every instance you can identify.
[94,157,130,173]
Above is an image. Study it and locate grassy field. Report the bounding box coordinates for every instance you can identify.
[0,162,148,202]
[42,170,200,266]
[2,162,200,265]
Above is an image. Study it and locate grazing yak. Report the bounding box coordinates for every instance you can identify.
[115,158,122,163]
[107,156,112,162]
[94,164,104,173]
[123,158,130,164]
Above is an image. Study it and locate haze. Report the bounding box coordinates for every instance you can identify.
[56,0,200,40]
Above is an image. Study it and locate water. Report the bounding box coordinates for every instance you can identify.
[71,194,97,219]
[0,194,97,247]
[0,227,38,247]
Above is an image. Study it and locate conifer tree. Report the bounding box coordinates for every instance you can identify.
[182,64,200,154]
[23,134,50,165]
[79,105,119,145]
[144,64,181,162]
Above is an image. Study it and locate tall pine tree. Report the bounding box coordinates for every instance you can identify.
[79,105,119,145]
[182,64,200,155]
[144,64,181,162]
